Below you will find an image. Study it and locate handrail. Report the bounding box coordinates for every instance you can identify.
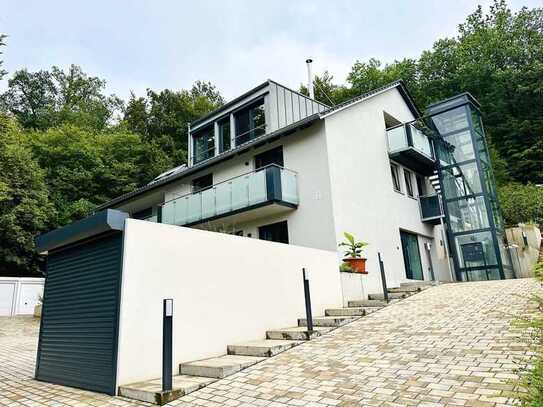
[160,164,298,206]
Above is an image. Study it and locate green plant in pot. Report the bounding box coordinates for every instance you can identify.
[338,232,369,273]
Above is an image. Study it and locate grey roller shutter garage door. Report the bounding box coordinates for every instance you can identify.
[36,232,123,395]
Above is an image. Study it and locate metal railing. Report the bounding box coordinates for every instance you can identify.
[419,194,442,220]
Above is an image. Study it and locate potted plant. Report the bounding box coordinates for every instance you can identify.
[338,232,369,273]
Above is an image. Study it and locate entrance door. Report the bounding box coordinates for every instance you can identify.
[400,231,424,280]
[258,221,289,244]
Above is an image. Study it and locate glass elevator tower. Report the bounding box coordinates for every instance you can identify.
[426,94,513,281]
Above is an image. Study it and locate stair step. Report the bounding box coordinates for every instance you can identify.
[298,315,357,328]
[368,292,408,300]
[325,307,367,317]
[266,326,331,341]
[118,375,216,405]
[179,355,265,379]
[388,286,421,293]
[348,299,388,307]
[400,281,436,288]
[227,339,302,357]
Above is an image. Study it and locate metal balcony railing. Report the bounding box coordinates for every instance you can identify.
[419,194,443,223]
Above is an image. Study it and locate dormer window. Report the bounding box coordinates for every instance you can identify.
[235,100,266,145]
[218,117,231,153]
[193,125,215,164]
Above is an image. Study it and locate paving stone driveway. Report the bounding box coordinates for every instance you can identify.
[0,279,540,406]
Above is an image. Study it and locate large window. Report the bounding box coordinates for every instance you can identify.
[391,164,401,192]
[235,100,266,145]
[193,125,215,164]
[255,146,284,169]
[218,118,231,153]
[192,173,213,193]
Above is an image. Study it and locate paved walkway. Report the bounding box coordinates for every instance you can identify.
[0,279,540,406]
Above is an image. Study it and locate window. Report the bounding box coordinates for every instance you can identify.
[258,221,289,244]
[416,175,426,197]
[404,170,414,197]
[193,125,215,163]
[132,207,153,220]
[255,146,283,169]
[390,164,401,192]
[235,100,266,145]
[218,118,231,153]
[192,173,213,193]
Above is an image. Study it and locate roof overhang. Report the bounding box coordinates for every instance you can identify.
[36,209,128,254]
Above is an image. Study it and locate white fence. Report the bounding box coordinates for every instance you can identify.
[116,219,343,386]
[0,277,44,316]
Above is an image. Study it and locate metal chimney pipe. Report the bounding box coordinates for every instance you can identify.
[306,58,314,99]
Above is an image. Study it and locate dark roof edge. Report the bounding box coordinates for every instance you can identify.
[191,80,270,128]
[320,80,422,119]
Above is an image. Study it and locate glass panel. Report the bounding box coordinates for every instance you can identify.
[431,106,470,135]
[443,130,474,163]
[410,125,432,157]
[442,162,482,199]
[161,201,175,224]
[400,231,424,280]
[215,182,231,215]
[420,195,441,219]
[404,170,414,197]
[435,138,455,167]
[248,170,267,205]
[281,169,299,204]
[193,125,215,163]
[235,100,266,145]
[455,231,497,269]
[391,165,401,192]
[218,118,231,153]
[186,194,202,223]
[387,126,408,152]
[175,197,188,226]
[461,268,501,281]
[447,196,490,233]
[470,107,483,135]
[231,176,249,210]
[201,188,216,219]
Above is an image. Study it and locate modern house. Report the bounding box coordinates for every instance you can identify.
[33,76,515,398]
[95,78,513,288]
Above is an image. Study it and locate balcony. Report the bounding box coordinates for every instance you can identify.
[160,164,298,227]
[387,123,436,175]
[419,194,443,224]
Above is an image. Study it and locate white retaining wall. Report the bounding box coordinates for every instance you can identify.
[0,277,44,316]
[116,219,343,386]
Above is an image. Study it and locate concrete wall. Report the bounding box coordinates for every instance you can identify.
[116,219,343,386]
[506,224,542,277]
[322,88,443,294]
[0,277,44,316]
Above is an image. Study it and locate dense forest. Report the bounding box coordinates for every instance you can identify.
[0,0,542,276]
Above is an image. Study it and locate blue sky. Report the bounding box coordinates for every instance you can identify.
[1,1,540,101]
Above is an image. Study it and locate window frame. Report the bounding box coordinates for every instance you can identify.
[404,169,415,198]
[390,164,402,193]
[192,173,213,193]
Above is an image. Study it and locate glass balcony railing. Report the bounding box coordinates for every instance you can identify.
[387,124,434,159]
[419,194,443,223]
[160,164,298,226]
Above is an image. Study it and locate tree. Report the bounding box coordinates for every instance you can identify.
[123,81,224,163]
[0,34,7,80]
[498,183,543,227]
[0,64,123,130]
[0,114,54,276]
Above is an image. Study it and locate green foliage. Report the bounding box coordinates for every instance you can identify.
[0,34,6,80]
[0,65,123,131]
[0,114,54,276]
[338,232,368,258]
[498,183,543,227]
[339,262,354,273]
[515,261,543,405]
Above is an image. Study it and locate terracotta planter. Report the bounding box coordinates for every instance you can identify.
[344,257,367,274]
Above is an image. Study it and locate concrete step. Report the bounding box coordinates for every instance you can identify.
[266,326,331,341]
[325,307,367,317]
[400,281,436,288]
[179,355,265,379]
[118,375,216,405]
[298,315,358,328]
[368,292,409,300]
[388,286,422,293]
[348,299,388,308]
[227,339,302,357]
